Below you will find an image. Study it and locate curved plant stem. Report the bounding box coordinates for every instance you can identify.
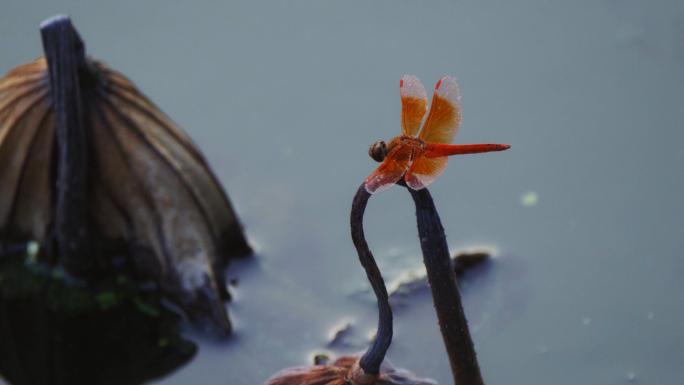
[405,184,485,385]
[350,183,392,375]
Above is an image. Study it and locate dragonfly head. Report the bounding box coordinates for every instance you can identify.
[368,140,387,162]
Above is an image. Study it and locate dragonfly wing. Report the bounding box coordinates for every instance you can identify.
[404,155,448,190]
[400,75,428,137]
[364,145,412,194]
[418,76,461,144]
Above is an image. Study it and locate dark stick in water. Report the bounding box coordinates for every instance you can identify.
[40,16,92,271]
[404,182,485,385]
[351,183,392,376]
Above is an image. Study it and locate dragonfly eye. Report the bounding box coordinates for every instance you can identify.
[368,140,387,162]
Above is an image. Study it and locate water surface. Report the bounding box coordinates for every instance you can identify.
[1,1,683,384]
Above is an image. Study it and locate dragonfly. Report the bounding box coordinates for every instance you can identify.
[364,75,510,193]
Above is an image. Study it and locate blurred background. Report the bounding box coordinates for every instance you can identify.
[1,0,683,384]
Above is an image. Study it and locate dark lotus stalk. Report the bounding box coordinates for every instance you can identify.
[40,16,92,272]
[404,182,485,385]
[351,184,392,375]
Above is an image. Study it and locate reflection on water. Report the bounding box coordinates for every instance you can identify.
[0,255,196,385]
[1,0,684,384]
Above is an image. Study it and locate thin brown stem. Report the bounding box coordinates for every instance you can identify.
[350,183,392,375]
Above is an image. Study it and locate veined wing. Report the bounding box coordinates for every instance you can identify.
[400,75,427,137]
[418,76,461,144]
[364,145,412,194]
[404,154,448,190]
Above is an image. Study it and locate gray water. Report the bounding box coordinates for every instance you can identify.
[2,0,683,384]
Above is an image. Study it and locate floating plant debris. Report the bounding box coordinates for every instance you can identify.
[327,319,356,348]
[452,249,492,276]
[265,356,436,385]
[312,352,332,366]
[352,248,493,302]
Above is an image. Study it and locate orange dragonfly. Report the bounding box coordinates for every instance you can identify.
[365,75,510,193]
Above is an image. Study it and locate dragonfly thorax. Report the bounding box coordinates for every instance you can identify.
[395,135,425,149]
[370,136,427,163]
[387,135,426,156]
